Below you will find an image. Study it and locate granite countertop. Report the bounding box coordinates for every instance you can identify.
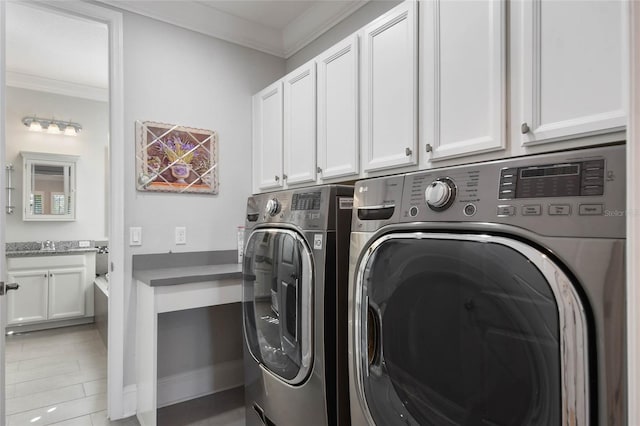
[133,263,243,287]
[6,240,101,257]
[6,247,99,257]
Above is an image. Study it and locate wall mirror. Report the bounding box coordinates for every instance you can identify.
[21,151,78,221]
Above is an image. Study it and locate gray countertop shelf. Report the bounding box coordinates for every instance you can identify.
[133,263,243,287]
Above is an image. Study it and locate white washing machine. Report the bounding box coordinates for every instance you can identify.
[348,144,626,425]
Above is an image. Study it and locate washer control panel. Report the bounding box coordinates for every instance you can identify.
[398,144,625,238]
[499,159,605,200]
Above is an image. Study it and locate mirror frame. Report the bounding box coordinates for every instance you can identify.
[20,151,78,221]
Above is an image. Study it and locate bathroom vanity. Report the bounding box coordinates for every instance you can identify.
[6,245,96,332]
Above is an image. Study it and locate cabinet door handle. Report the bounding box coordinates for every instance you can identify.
[44,274,48,278]
[49,273,53,278]
[521,122,530,134]
[274,175,280,182]
[425,144,433,153]
[282,174,288,180]
[317,166,322,174]
[405,147,412,156]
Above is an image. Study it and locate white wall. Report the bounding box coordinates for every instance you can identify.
[5,87,108,242]
[122,12,285,386]
[285,0,402,72]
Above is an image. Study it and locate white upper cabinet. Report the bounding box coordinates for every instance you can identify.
[283,61,317,186]
[513,0,626,147]
[317,35,360,181]
[253,81,284,192]
[361,1,418,173]
[420,0,506,165]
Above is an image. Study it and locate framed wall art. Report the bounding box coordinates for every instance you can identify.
[136,121,218,194]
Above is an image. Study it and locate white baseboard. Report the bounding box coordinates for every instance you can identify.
[120,359,244,419]
[123,384,138,419]
[157,359,244,408]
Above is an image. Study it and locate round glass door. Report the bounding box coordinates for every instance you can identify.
[355,233,588,426]
[243,229,313,384]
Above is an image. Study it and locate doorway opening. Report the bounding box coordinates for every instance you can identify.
[2,1,125,423]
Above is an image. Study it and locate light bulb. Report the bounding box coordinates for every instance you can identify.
[47,122,61,134]
[64,125,77,136]
[28,120,42,132]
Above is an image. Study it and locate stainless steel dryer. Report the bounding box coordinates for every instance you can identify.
[243,185,354,426]
[348,144,626,425]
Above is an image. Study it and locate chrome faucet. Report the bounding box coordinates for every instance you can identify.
[41,240,56,251]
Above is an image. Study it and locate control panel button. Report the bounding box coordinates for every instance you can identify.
[463,203,477,217]
[497,205,516,217]
[579,204,604,216]
[583,160,605,169]
[409,206,419,217]
[522,205,542,216]
[549,204,571,216]
[581,185,604,196]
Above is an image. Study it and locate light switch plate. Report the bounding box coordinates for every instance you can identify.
[175,227,186,245]
[130,227,142,246]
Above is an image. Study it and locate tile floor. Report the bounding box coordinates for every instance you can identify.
[5,324,246,426]
[5,324,138,426]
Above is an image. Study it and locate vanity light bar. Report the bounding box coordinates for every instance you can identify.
[21,116,82,136]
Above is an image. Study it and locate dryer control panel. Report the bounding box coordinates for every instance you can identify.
[396,144,625,239]
[246,185,354,231]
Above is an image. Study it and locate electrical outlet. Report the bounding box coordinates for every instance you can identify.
[78,240,91,248]
[130,227,142,246]
[175,227,187,245]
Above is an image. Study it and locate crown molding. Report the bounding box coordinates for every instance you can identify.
[282,1,367,58]
[97,0,367,59]
[6,71,109,102]
[97,0,285,57]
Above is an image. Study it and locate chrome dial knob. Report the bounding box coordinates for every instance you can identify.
[265,198,281,216]
[425,178,456,211]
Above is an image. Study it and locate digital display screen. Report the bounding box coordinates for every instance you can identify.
[291,191,321,211]
[520,165,579,178]
[500,160,605,200]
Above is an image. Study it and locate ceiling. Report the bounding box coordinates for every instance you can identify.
[5,0,367,101]
[101,0,367,57]
[5,2,109,101]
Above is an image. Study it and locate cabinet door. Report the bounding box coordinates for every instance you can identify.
[7,270,48,324]
[421,0,506,164]
[317,35,359,180]
[283,61,317,185]
[361,1,418,173]
[253,81,284,192]
[516,0,626,146]
[48,267,86,320]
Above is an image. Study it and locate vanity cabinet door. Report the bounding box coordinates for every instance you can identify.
[7,269,49,325]
[48,267,86,320]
